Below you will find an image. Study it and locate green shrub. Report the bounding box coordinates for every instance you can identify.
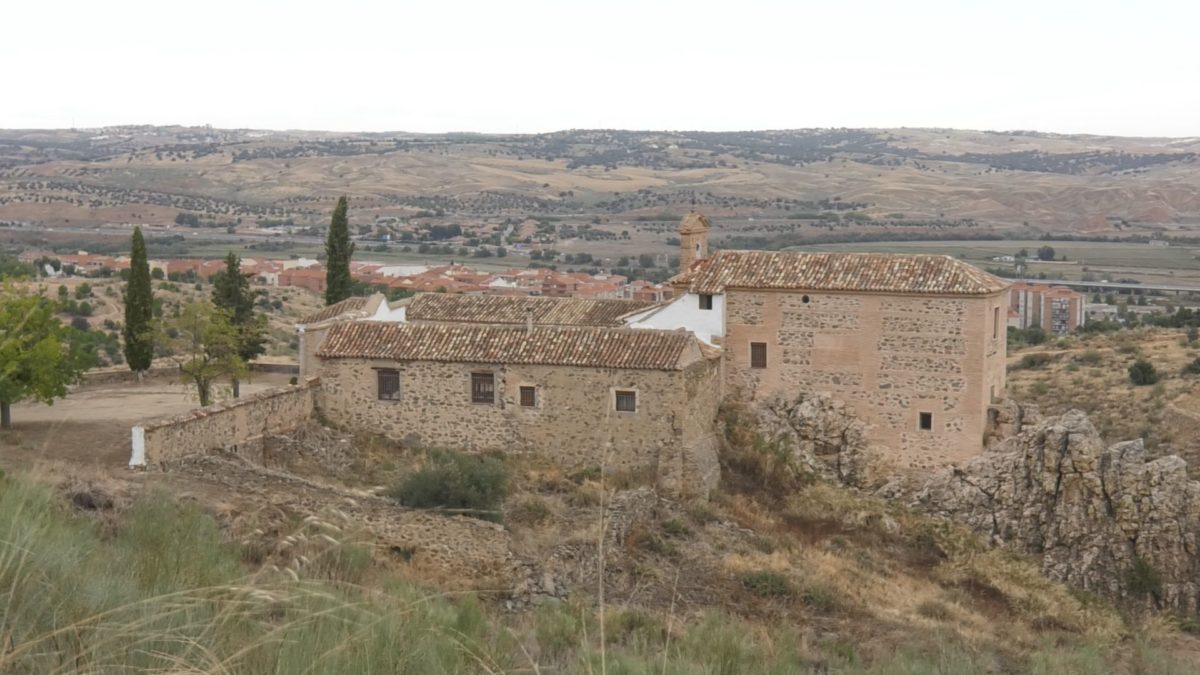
[508,496,552,525]
[1128,359,1159,386]
[736,570,792,598]
[1075,350,1103,366]
[661,518,693,539]
[1183,357,1200,376]
[1011,352,1055,371]
[1125,556,1163,602]
[384,450,508,522]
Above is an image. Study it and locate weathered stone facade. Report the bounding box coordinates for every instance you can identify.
[131,378,319,467]
[317,357,721,497]
[722,288,1007,472]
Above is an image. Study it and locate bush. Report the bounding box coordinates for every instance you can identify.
[1128,359,1159,386]
[1125,556,1163,602]
[1075,350,1103,366]
[736,570,792,598]
[1011,352,1055,371]
[507,496,551,525]
[385,450,508,522]
[1183,358,1200,376]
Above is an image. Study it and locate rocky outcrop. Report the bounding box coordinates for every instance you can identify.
[751,393,875,487]
[914,409,1200,611]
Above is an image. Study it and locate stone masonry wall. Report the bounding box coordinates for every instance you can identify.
[316,358,720,495]
[132,378,319,466]
[723,289,1007,473]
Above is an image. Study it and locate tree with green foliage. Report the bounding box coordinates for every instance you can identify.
[324,196,355,305]
[210,252,266,397]
[1128,358,1159,386]
[0,286,96,429]
[1036,245,1057,261]
[0,256,35,279]
[123,227,155,378]
[164,302,247,407]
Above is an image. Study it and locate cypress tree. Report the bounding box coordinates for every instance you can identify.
[211,252,266,397]
[324,196,355,305]
[122,226,154,377]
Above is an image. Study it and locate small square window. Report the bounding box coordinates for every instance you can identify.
[919,412,933,431]
[519,385,537,408]
[699,294,714,310]
[750,342,767,369]
[376,369,400,401]
[615,390,637,413]
[471,372,495,404]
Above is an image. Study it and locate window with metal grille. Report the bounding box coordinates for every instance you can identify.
[471,372,495,404]
[615,390,637,412]
[376,369,400,401]
[750,342,767,369]
[519,385,537,408]
[699,294,713,310]
[919,412,933,431]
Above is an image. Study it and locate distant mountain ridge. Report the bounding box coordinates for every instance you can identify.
[2,126,1199,233]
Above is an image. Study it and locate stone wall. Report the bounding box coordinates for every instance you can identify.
[316,358,720,496]
[131,378,319,467]
[723,288,1007,473]
[298,325,330,378]
[81,365,179,386]
[84,361,297,387]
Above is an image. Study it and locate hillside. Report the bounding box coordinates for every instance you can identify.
[2,126,1200,240]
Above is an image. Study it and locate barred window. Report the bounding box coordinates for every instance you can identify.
[471,372,495,404]
[376,369,400,401]
[615,390,637,413]
[699,294,714,310]
[750,342,767,369]
[519,385,537,408]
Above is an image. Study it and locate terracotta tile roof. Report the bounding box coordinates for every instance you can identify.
[678,250,1009,296]
[297,297,369,325]
[405,293,658,326]
[317,322,695,370]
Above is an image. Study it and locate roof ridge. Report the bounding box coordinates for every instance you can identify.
[686,249,1008,296]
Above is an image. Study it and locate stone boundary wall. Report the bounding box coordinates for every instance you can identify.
[131,377,319,467]
[82,365,178,386]
[85,361,299,387]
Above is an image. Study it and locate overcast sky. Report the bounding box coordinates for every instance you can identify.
[5,0,1198,137]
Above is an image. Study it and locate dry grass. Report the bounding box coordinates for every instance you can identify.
[1008,327,1200,469]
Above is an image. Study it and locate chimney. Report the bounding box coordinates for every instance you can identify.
[525,306,534,334]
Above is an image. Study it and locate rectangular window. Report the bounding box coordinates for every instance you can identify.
[519,385,537,408]
[750,342,767,369]
[376,369,400,401]
[471,372,495,404]
[919,412,933,431]
[993,307,1000,339]
[615,390,637,413]
[699,293,714,310]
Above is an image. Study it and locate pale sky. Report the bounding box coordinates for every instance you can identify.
[5,0,1198,137]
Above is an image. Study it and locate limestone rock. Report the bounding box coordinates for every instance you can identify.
[914,409,1200,611]
[751,392,875,487]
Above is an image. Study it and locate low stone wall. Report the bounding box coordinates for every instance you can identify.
[131,377,319,467]
[85,361,298,387]
[82,365,178,386]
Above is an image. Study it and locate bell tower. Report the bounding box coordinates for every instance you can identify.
[677,211,710,270]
